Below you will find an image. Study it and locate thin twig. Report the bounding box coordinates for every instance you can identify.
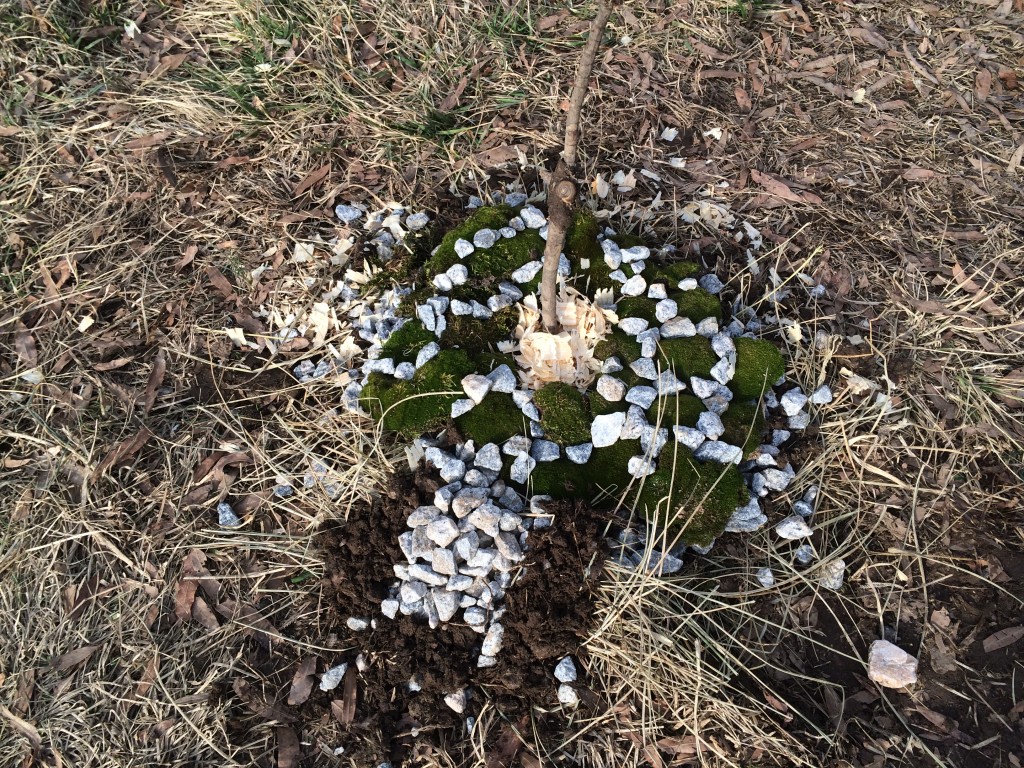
[563,0,617,167]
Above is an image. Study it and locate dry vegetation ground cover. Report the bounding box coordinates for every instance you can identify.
[2,0,1023,766]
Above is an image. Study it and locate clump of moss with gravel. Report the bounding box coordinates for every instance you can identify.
[347,196,816,552]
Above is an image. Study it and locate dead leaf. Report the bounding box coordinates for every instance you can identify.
[0,703,42,751]
[734,86,752,111]
[537,11,567,30]
[125,131,171,150]
[14,326,37,367]
[292,164,330,197]
[215,155,251,170]
[276,726,301,768]
[93,357,133,372]
[174,244,197,271]
[338,666,357,724]
[438,75,469,111]
[991,369,1024,408]
[287,657,317,706]
[134,653,160,700]
[173,550,206,622]
[50,644,102,673]
[750,169,822,204]
[0,125,23,137]
[951,260,1007,316]
[982,625,1024,653]
[975,67,992,103]
[205,265,237,303]
[657,735,698,758]
[901,167,935,181]
[143,350,167,415]
[93,427,153,477]
[191,596,220,631]
[484,716,529,768]
[151,52,188,79]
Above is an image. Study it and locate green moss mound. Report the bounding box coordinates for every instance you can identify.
[720,400,766,456]
[588,391,626,417]
[423,205,546,280]
[455,392,525,446]
[359,349,475,436]
[445,306,518,355]
[672,288,722,323]
[645,394,704,429]
[616,296,658,324]
[595,331,642,367]
[649,260,700,284]
[534,382,592,446]
[530,439,640,501]
[631,447,747,546]
[381,320,435,363]
[731,337,786,400]
[658,336,718,381]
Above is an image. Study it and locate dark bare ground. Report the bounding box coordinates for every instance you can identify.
[311,464,610,767]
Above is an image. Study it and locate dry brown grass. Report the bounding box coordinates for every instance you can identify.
[2,0,1023,766]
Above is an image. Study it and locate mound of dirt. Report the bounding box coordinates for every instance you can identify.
[315,463,610,765]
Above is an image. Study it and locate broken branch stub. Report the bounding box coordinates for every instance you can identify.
[539,0,617,333]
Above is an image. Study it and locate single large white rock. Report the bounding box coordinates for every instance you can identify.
[867,640,919,689]
[775,515,813,540]
[592,412,626,447]
[462,374,493,405]
[554,657,577,683]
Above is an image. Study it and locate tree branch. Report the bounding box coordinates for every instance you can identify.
[539,0,617,333]
[563,0,616,167]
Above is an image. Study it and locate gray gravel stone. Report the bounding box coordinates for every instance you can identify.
[711,333,735,357]
[432,273,453,292]
[674,425,705,450]
[697,411,725,440]
[481,622,504,656]
[620,405,647,440]
[780,388,808,416]
[630,357,658,380]
[499,227,516,238]
[473,228,498,248]
[530,439,560,462]
[450,299,473,315]
[487,293,514,312]
[408,506,440,527]
[416,342,440,368]
[655,299,678,322]
[394,362,416,380]
[557,684,579,707]
[444,690,467,713]
[565,442,593,464]
[432,547,457,575]
[618,317,648,335]
[625,385,658,409]
[503,435,532,456]
[474,443,503,472]
[409,563,448,586]
[621,275,647,296]
[454,238,474,258]
[647,283,668,300]
[406,211,430,230]
[470,300,492,319]
[381,599,400,619]
[591,412,626,448]
[678,278,698,290]
[724,495,766,532]
[510,453,536,484]
[494,532,523,561]
[699,274,724,294]
[793,500,814,518]
[601,356,623,373]
[656,370,685,395]
[433,589,459,622]
[217,502,241,527]
[498,511,522,532]
[710,353,736,385]
[818,559,846,590]
[621,245,650,263]
[775,515,813,539]
[462,374,493,404]
[596,375,626,401]
[694,440,743,464]
[810,385,833,404]
[755,568,775,588]
[520,206,546,228]
[640,425,669,457]
[401,581,428,604]
[498,281,524,300]
[661,317,696,338]
[690,377,718,399]
[468,503,502,537]
[554,657,577,683]
[509,216,525,231]
[450,399,475,419]
[485,364,517,393]
[788,412,811,430]
[696,317,719,336]
[453,532,479,562]
[511,260,542,283]
[794,544,816,564]
[334,204,362,223]
[464,606,487,626]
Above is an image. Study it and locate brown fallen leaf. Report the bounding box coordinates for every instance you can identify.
[14,325,37,367]
[143,349,167,416]
[339,665,357,724]
[191,596,220,631]
[0,703,43,751]
[205,265,237,303]
[292,164,331,198]
[287,657,317,706]
[50,644,102,673]
[125,131,171,150]
[276,726,301,768]
[173,549,206,622]
[951,260,1006,316]
[901,167,935,181]
[93,357,133,372]
[438,75,469,111]
[174,244,197,271]
[134,653,160,700]
[215,155,251,170]
[750,169,823,204]
[991,369,1024,408]
[982,625,1024,653]
[93,427,153,478]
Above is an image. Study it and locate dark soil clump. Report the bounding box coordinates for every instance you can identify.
[315,463,610,766]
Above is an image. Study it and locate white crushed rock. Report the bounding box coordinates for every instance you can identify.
[868,640,918,689]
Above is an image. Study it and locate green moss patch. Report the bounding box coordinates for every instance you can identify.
[534,382,592,446]
[359,349,475,436]
[720,400,766,456]
[423,205,515,277]
[645,394,704,429]
[649,260,700,284]
[658,336,718,381]
[731,337,785,400]
[381,320,435,363]
[616,296,658,324]
[631,446,747,546]
[672,288,722,323]
[454,391,526,446]
[444,306,518,356]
